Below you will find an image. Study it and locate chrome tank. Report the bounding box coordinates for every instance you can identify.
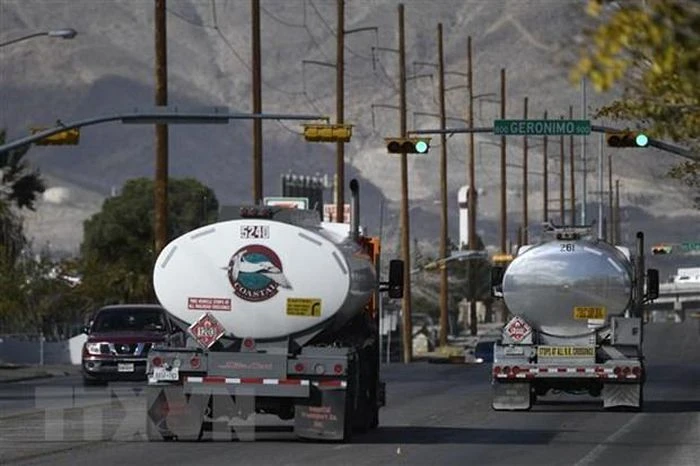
[502,239,633,337]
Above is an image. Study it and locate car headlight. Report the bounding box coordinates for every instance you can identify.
[85,342,106,355]
[475,357,484,364]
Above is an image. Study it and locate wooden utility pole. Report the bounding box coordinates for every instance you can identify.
[335,0,345,222]
[252,0,263,203]
[154,0,169,255]
[559,117,565,224]
[398,4,412,364]
[608,154,614,243]
[437,24,449,347]
[522,97,528,244]
[543,110,549,223]
[467,36,478,336]
[615,179,620,243]
[569,105,576,225]
[499,69,507,253]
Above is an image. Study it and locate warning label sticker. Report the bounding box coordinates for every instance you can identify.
[286,298,322,317]
[187,297,232,311]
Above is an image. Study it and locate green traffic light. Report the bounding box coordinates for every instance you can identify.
[635,134,649,147]
[415,140,428,153]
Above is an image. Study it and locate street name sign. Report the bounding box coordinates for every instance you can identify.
[494,119,591,136]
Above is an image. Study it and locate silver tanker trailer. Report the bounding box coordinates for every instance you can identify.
[144,180,404,441]
[489,223,659,411]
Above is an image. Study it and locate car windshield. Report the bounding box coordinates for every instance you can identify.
[92,308,166,333]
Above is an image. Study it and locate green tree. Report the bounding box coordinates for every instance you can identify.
[0,130,46,264]
[571,0,700,205]
[79,177,219,304]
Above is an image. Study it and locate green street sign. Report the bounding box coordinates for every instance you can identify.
[681,242,700,252]
[494,119,591,136]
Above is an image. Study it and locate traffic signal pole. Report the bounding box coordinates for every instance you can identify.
[522,96,528,244]
[569,105,576,226]
[543,110,549,223]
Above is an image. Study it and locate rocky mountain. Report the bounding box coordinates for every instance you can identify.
[1,0,698,276]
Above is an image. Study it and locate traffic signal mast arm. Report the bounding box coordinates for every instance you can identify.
[408,125,698,162]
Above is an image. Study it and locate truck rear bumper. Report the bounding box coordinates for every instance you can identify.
[492,364,642,382]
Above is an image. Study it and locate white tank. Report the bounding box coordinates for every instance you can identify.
[502,239,633,337]
[153,219,376,340]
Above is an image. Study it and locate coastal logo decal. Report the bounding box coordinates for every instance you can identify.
[224,245,292,302]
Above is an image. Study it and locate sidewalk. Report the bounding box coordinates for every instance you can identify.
[0,363,79,383]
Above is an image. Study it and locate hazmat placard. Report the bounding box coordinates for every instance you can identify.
[573,306,606,320]
[286,298,322,317]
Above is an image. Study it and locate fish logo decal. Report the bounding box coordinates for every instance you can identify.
[224,245,291,302]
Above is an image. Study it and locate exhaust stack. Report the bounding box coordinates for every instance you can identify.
[350,179,360,240]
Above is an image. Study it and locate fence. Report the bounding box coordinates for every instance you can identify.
[0,333,77,365]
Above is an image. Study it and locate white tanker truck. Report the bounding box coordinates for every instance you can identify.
[145,180,404,441]
[489,223,659,411]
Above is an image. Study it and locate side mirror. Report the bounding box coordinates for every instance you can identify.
[491,266,505,299]
[387,259,404,299]
[646,268,659,301]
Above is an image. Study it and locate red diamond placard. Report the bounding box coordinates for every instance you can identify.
[188,312,226,348]
[505,316,531,343]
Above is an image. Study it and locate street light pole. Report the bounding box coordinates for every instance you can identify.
[0,29,77,48]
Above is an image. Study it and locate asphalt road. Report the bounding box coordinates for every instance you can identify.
[1,322,698,466]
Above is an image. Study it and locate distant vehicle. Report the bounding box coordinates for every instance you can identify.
[82,304,180,385]
[673,267,700,286]
[490,224,659,411]
[474,340,495,363]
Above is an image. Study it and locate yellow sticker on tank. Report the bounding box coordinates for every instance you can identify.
[573,306,607,320]
[286,298,322,317]
[537,346,595,357]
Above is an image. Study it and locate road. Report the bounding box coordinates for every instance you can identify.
[0,321,698,466]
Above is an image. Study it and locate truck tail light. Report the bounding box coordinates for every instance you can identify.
[151,356,163,368]
[333,364,344,374]
[294,363,305,373]
[190,357,201,369]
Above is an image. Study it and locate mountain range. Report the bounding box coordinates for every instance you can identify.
[1,0,698,279]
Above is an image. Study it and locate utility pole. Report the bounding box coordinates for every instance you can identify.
[154,0,169,256]
[543,110,549,223]
[569,105,576,225]
[252,0,263,204]
[522,96,528,244]
[467,36,478,336]
[336,0,345,222]
[597,133,605,238]
[615,179,620,243]
[499,68,507,253]
[559,117,565,224]
[398,4,412,364]
[437,24,449,347]
[581,78,588,224]
[608,154,614,243]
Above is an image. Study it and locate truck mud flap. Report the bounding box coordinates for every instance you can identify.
[603,383,643,410]
[146,384,207,441]
[294,385,348,441]
[492,382,531,411]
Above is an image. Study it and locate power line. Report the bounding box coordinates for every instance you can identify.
[260,5,306,28]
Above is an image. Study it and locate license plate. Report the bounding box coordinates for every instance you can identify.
[117,363,134,372]
[151,367,179,381]
[573,306,607,320]
[537,346,595,357]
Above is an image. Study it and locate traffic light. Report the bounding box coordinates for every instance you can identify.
[303,124,352,143]
[30,127,80,146]
[384,137,431,154]
[606,131,649,148]
[651,244,672,255]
